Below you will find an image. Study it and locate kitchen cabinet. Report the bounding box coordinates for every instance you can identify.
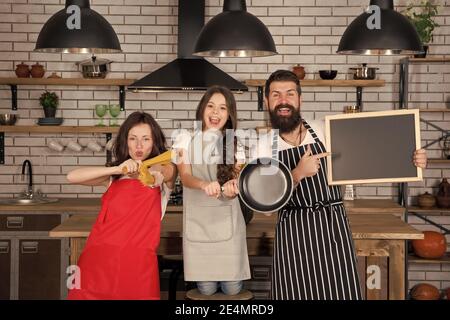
[18,239,61,300]
[0,239,11,299]
[0,213,68,300]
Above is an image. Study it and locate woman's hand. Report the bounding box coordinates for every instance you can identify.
[222,179,239,198]
[294,145,330,181]
[201,181,221,198]
[117,159,142,176]
[149,171,165,188]
[413,149,427,169]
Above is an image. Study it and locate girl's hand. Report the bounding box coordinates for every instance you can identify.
[295,145,330,180]
[117,159,141,175]
[149,171,164,188]
[202,181,221,198]
[413,149,427,169]
[222,179,239,198]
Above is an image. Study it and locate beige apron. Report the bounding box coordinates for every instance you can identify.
[182,131,250,281]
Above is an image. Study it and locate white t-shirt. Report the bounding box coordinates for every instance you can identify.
[172,130,246,164]
[250,120,326,160]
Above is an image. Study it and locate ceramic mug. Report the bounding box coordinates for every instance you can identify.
[47,140,64,152]
[87,141,102,152]
[66,140,83,152]
[105,139,115,151]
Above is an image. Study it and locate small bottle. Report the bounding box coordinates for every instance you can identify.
[343,185,355,201]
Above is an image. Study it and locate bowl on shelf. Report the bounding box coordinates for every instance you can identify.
[417,192,436,208]
[319,70,337,80]
[0,114,18,125]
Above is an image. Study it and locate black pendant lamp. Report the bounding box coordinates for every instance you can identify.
[35,0,121,53]
[193,0,277,57]
[337,0,422,55]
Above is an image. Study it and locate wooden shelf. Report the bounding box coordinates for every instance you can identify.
[0,77,135,86]
[407,57,450,63]
[418,108,450,112]
[428,159,450,164]
[408,206,450,214]
[243,79,386,87]
[408,253,450,264]
[0,125,119,133]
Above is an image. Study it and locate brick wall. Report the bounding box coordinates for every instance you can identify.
[0,0,449,296]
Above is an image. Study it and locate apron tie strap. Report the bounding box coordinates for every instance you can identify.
[284,199,343,212]
[281,200,343,245]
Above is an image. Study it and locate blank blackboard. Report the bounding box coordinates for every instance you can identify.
[325,109,422,185]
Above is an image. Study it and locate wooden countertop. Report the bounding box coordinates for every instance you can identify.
[0,198,182,213]
[49,213,423,240]
[0,198,403,214]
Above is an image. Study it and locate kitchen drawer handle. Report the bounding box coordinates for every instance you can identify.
[7,216,24,229]
[252,267,271,280]
[0,241,9,254]
[21,241,39,254]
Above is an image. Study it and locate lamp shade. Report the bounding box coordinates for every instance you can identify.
[337,0,422,55]
[193,0,277,57]
[35,0,121,53]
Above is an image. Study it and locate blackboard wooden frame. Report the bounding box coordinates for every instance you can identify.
[325,109,422,185]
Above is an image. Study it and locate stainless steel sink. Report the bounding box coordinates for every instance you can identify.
[0,198,59,205]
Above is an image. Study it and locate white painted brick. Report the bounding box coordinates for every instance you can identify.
[125,34,157,44]
[61,184,93,193]
[0,43,12,51]
[124,15,156,25]
[141,6,171,16]
[426,272,450,281]
[109,5,140,15]
[283,16,315,26]
[124,0,156,5]
[0,13,26,23]
[0,4,11,12]
[268,7,299,16]
[252,0,283,6]
[141,25,172,35]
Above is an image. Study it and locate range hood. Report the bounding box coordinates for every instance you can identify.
[128,0,248,93]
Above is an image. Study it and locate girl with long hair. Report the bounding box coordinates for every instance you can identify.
[174,86,250,296]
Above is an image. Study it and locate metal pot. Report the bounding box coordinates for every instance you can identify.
[238,157,294,213]
[76,55,112,79]
[349,63,378,80]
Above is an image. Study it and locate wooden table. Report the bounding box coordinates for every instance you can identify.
[50,212,422,300]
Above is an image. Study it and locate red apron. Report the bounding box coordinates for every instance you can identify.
[68,179,161,300]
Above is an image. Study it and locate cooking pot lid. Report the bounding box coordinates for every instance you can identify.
[77,55,112,66]
[239,158,293,213]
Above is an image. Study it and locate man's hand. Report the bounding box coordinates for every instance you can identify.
[294,145,330,181]
[413,149,427,169]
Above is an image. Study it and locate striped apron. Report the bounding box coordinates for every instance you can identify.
[271,120,362,300]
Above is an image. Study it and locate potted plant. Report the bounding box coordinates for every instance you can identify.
[403,1,439,58]
[39,90,59,118]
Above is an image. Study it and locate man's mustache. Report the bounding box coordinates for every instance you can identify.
[273,104,296,113]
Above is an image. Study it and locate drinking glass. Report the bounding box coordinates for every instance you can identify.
[109,104,121,126]
[95,104,108,126]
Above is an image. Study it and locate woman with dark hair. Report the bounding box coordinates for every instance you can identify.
[173,85,250,296]
[66,111,176,300]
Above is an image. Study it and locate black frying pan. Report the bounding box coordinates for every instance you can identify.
[238,157,294,213]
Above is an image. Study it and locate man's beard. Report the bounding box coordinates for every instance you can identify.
[269,104,302,134]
